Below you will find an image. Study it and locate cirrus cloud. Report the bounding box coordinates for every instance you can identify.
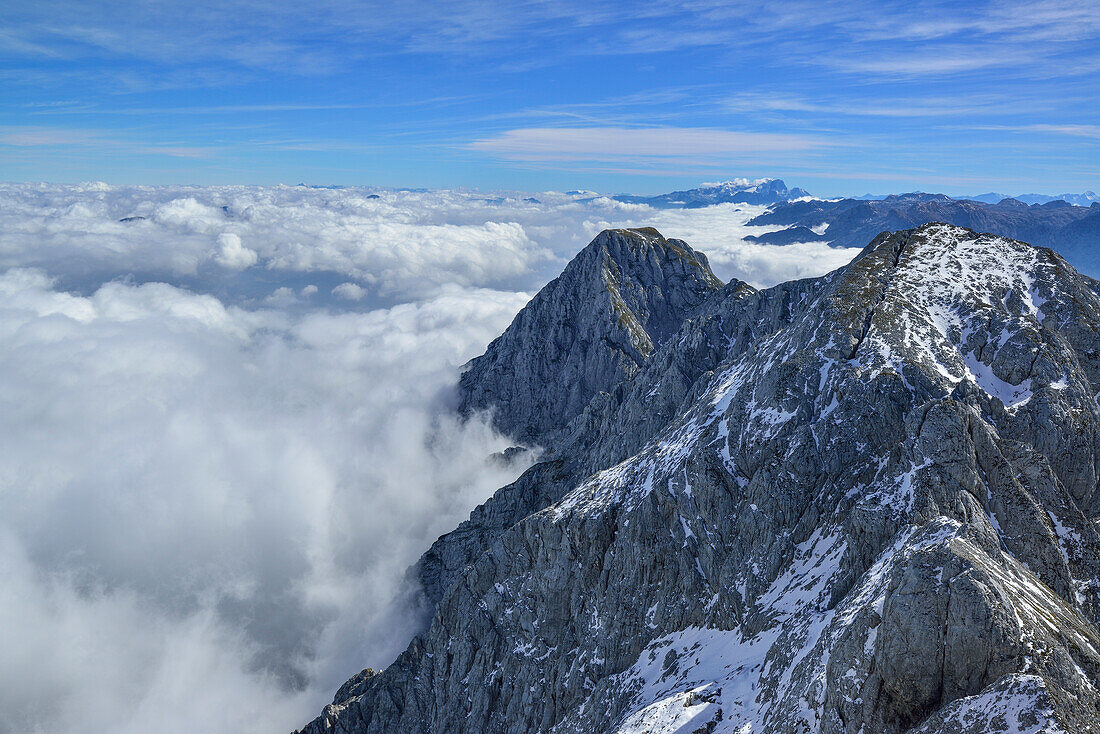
[468,126,830,163]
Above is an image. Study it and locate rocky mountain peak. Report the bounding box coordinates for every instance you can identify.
[300,222,1100,734]
[458,226,723,446]
[613,179,811,208]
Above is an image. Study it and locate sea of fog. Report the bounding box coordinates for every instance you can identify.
[0,183,859,733]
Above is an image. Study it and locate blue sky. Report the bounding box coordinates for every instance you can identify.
[1,0,1099,196]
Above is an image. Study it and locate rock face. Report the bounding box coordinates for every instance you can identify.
[426,228,725,606]
[298,223,1100,734]
[458,227,723,446]
[614,179,810,209]
[751,193,1100,278]
[744,224,829,245]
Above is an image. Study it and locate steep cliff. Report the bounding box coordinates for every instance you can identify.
[300,223,1100,734]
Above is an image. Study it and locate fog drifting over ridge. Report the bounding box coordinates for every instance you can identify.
[0,183,859,734]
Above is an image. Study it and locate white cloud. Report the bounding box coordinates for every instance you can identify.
[469,126,827,162]
[6,1,1094,85]
[0,534,316,734]
[0,125,104,146]
[0,183,864,300]
[834,49,1025,75]
[0,126,216,158]
[0,184,557,300]
[970,123,1100,140]
[332,281,366,300]
[214,232,258,269]
[721,91,1021,118]
[0,267,533,734]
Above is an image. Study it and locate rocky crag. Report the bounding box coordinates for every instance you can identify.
[299,223,1100,734]
[423,228,730,606]
[457,227,723,446]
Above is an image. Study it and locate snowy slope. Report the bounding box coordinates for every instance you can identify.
[297,223,1100,734]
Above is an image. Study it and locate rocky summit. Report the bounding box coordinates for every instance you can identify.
[458,227,724,447]
[299,223,1100,734]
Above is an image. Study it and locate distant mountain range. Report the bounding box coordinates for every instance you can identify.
[749,192,1100,277]
[857,191,1100,207]
[965,191,1099,206]
[614,179,1098,211]
[612,180,1100,277]
[613,178,810,208]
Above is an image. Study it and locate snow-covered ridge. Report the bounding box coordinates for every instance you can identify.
[298,223,1100,734]
[697,178,778,192]
[613,178,810,209]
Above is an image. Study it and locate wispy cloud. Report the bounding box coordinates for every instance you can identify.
[4,1,1097,83]
[832,48,1031,76]
[0,127,103,146]
[2,1,1099,191]
[0,126,216,158]
[487,87,713,126]
[982,123,1100,140]
[847,0,1100,44]
[1036,124,1100,140]
[24,95,488,117]
[469,126,830,163]
[722,91,1026,118]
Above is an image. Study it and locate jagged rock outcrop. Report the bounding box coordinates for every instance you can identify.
[458,227,723,446]
[299,223,1100,734]
[424,228,726,604]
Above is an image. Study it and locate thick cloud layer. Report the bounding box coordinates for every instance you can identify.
[0,183,858,733]
[0,184,860,298]
[0,268,535,733]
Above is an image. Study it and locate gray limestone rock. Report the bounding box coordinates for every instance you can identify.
[457,227,723,447]
[298,223,1100,734]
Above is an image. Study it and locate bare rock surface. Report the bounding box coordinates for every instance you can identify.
[457,227,723,447]
[298,223,1100,734]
